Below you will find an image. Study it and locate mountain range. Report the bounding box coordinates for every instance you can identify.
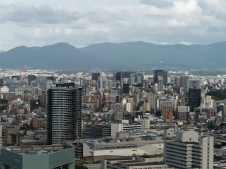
[0,41,226,70]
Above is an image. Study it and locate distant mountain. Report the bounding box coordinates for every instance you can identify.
[80,41,226,70]
[0,42,110,70]
[1,41,226,70]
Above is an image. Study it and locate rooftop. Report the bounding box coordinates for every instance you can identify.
[126,162,166,166]
[4,144,72,155]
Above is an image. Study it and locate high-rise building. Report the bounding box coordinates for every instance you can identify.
[180,75,189,87]
[0,79,3,87]
[28,74,37,85]
[174,76,180,86]
[30,99,41,112]
[46,76,55,82]
[116,72,133,81]
[160,100,173,119]
[130,73,135,85]
[147,93,158,114]
[217,104,226,122]
[32,87,42,96]
[135,73,144,84]
[92,72,100,81]
[164,130,213,169]
[47,83,82,145]
[187,79,201,91]
[41,80,53,91]
[153,70,168,84]
[123,84,129,94]
[177,106,190,121]
[188,88,201,112]
[158,76,164,91]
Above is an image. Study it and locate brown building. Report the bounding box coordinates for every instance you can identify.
[2,125,20,146]
[180,75,189,87]
[166,112,173,121]
[160,101,173,119]
[31,118,46,128]
[127,98,135,112]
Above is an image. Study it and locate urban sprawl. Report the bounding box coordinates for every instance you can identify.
[0,68,225,169]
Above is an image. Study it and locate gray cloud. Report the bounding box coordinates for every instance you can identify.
[1,0,226,50]
[140,0,174,8]
[0,5,81,25]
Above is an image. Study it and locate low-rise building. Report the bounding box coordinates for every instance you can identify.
[73,139,164,161]
[102,156,172,169]
[84,124,111,139]
[1,144,75,169]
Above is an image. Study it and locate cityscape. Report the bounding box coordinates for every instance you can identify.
[1,0,226,169]
[0,67,225,169]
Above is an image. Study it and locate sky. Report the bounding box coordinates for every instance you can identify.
[1,0,226,50]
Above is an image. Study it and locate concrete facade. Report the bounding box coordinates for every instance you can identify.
[164,130,213,169]
[1,145,75,169]
[102,157,172,169]
[83,140,164,157]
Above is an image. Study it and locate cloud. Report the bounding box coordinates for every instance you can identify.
[33,28,43,37]
[0,5,80,25]
[1,0,226,50]
[140,0,174,8]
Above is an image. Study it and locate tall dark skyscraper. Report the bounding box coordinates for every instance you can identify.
[123,84,130,94]
[0,79,3,87]
[188,88,201,112]
[47,83,82,145]
[116,72,133,81]
[28,74,37,85]
[153,70,168,84]
[91,72,100,81]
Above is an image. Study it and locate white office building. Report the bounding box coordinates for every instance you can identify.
[111,123,141,137]
[164,130,213,169]
[83,139,164,157]
[0,86,9,94]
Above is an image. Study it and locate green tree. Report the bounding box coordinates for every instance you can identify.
[207,123,214,130]
[75,164,88,169]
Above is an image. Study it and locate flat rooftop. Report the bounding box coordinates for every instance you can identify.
[85,139,164,145]
[4,145,72,155]
[125,162,166,166]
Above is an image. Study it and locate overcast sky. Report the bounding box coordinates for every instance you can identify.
[1,0,226,50]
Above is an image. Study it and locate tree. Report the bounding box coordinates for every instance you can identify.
[75,164,88,169]
[207,123,214,130]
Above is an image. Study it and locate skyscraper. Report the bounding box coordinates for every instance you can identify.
[158,76,163,91]
[92,72,100,81]
[188,88,201,112]
[187,79,201,91]
[153,70,168,84]
[28,74,37,85]
[0,79,3,87]
[47,83,82,145]
[180,75,189,87]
